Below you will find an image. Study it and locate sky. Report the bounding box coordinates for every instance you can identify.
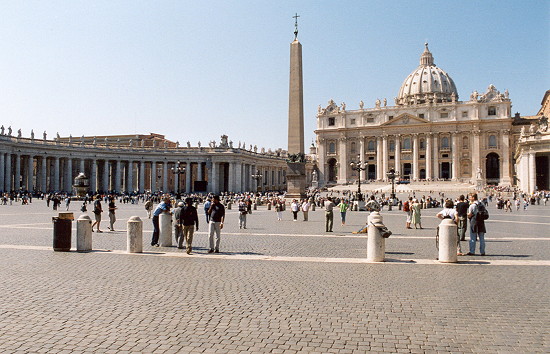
[0,1,548,151]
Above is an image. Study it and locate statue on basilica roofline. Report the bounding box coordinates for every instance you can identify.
[375,99,381,108]
[538,115,548,133]
[383,98,387,107]
[359,100,364,109]
[0,125,4,135]
[187,141,191,148]
[17,129,22,138]
[43,131,47,141]
[7,126,12,136]
[31,130,35,140]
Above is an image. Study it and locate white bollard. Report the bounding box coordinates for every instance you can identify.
[127,216,143,253]
[76,214,92,252]
[367,211,385,262]
[159,212,172,247]
[438,219,458,263]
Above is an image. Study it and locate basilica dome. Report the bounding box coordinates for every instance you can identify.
[396,44,458,105]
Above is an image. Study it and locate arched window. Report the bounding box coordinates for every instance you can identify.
[328,142,336,154]
[403,137,411,150]
[488,135,497,148]
[389,140,395,152]
[462,136,469,149]
[441,137,449,149]
[368,140,375,151]
[350,142,356,154]
[419,139,425,150]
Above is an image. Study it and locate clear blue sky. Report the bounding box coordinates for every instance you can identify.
[0,1,548,150]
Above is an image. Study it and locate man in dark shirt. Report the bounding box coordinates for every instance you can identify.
[455,195,469,241]
[207,195,225,253]
[179,198,199,254]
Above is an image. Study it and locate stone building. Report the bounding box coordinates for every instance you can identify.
[315,44,514,187]
[0,131,288,194]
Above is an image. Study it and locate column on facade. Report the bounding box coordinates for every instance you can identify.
[65,157,73,192]
[394,135,401,175]
[185,162,192,194]
[359,137,366,181]
[528,152,536,193]
[338,138,348,183]
[501,130,511,184]
[127,161,134,193]
[376,137,382,180]
[14,153,21,191]
[102,160,109,192]
[0,152,5,192]
[91,159,97,192]
[451,132,459,181]
[382,136,388,181]
[317,139,326,185]
[472,130,481,182]
[432,134,439,179]
[27,155,34,191]
[162,161,168,192]
[413,134,420,181]
[425,133,432,180]
[139,161,145,193]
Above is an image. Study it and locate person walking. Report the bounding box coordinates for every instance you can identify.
[467,193,487,256]
[107,196,117,231]
[301,199,310,221]
[204,198,212,223]
[151,196,171,247]
[179,197,199,254]
[455,195,469,241]
[238,199,247,229]
[291,200,300,221]
[324,197,335,232]
[275,200,283,221]
[337,199,349,225]
[91,195,103,233]
[411,198,423,229]
[207,195,225,253]
[173,201,184,246]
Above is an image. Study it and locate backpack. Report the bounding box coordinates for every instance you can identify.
[477,203,489,220]
[403,201,409,212]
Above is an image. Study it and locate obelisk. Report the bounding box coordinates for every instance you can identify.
[286,13,307,199]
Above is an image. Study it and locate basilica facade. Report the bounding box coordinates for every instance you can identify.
[315,44,515,187]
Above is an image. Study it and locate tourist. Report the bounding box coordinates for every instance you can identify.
[204,198,212,223]
[437,199,463,255]
[275,200,283,221]
[173,201,184,245]
[291,199,300,221]
[403,197,413,229]
[107,196,117,231]
[65,196,71,210]
[301,198,310,221]
[238,199,247,229]
[455,195,469,241]
[179,197,199,254]
[151,196,171,247]
[324,197,335,232]
[144,199,153,218]
[467,193,487,256]
[207,195,225,253]
[411,198,423,229]
[365,195,380,212]
[91,195,103,233]
[337,199,349,225]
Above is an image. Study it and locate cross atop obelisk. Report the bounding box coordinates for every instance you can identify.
[293,13,300,40]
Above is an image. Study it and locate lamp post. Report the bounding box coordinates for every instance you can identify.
[170,161,186,194]
[386,168,399,210]
[251,170,263,193]
[350,160,368,201]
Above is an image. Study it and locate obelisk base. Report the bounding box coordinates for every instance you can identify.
[286,162,307,200]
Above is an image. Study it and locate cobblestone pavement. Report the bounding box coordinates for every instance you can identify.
[0,197,548,353]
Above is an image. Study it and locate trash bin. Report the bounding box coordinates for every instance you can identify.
[53,216,72,251]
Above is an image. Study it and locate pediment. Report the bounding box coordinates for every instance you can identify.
[381,113,429,126]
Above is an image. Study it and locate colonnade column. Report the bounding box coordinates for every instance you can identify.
[317,138,326,185]
[127,161,134,193]
[114,160,121,193]
[0,152,5,191]
[376,137,383,180]
[228,162,235,192]
[185,162,192,194]
[501,130,511,185]
[395,135,401,175]
[235,162,242,193]
[425,133,432,180]
[79,159,85,174]
[210,161,217,194]
[528,152,536,193]
[139,161,145,193]
[413,134,419,181]
[162,161,168,192]
[5,153,12,191]
[65,158,73,192]
[53,157,60,191]
[27,155,34,191]
[382,136,388,181]
[102,160,109,192]
[432,134,439,179]
[40,157,47,191]
[91,159,97,192]
[14,153,21,190]
[451,132,459,181]
[359,137,366,181]
[197,162,203,181]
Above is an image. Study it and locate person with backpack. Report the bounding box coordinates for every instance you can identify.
[403,197,412,229]
[467,193,488,256]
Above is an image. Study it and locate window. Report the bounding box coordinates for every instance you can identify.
[403,137,411,150]
[366,117,375,123]
[350,142,356,154]
[488,135,497,148]
[328,142,336,154]
[350,118,356,125]
[389,140,395,152]
[388,116,394,120]
[419,139,425,150]
[441,137,450,149]
[462,111,468,118]
[462,136,469,149]
[419,114,425,119]
[328,117,335,126]
[368,140,376,151]
[440,112,449,118]
[488,106,496,116]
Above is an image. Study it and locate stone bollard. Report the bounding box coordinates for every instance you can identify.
[227,202,232,210]
[311,203,316,211]
[438,219,458,263]
[159,212,172,247]
[253,203,257,210]
[267,202,271,211]
[76,214,92,252]
[367,211,385,262]
[127,216,143,253]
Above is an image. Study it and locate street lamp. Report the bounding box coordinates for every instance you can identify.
[171,161,186,193]
[251,170,263,193]
[386,168,399,200]
[350,159,368,201]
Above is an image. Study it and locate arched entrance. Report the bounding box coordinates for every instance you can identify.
[327,158,337,183]
[403,163,412,180]
[486,153,500,184]
[441,162,451,179]
[419,169,426,180]
[367,164,376,180]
